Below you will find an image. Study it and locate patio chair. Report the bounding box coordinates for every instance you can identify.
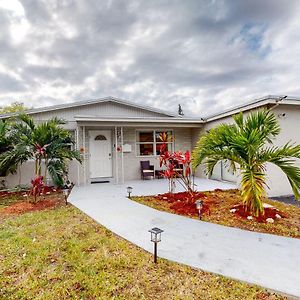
[140,161,155,180]
[171,160,184,177]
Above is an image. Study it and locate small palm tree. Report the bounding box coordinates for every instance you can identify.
[0,114,81,186]
[192,109,300,215]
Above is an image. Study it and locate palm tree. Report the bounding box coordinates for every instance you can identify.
[192,109,300,215]
[0,114,81,186]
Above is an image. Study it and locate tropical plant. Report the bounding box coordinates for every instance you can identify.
[192,109,300,216]
[0,114,81,187]
[0,119,24,176]
[30,176,44,203]
[0,102,27,114]
[159,132,193,193]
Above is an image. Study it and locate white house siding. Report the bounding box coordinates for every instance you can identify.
[31,101,169,123]
[191,127,206,178]
[265,105,300,197]
[202,104,300,197]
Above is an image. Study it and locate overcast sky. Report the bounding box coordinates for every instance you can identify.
[0,0,300,116]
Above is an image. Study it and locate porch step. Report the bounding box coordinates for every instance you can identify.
[90,177,113,184]
[91,180,110,184]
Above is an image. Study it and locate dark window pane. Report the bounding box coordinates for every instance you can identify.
[95,135,107,141]
[138,132,154,142]
[155,131,173,142]
[139,144,154,156]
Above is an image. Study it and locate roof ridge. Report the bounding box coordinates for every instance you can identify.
[0,96,178,119]
[203,95,300,121]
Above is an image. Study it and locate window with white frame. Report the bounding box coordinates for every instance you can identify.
[136,130,173,156]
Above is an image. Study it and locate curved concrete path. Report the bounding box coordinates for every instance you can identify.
[69,179,300,297]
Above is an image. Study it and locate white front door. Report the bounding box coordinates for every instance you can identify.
[89,130,112,178]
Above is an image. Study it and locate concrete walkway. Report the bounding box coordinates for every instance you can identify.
[69,178,300,297]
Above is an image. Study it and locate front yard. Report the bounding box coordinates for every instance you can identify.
[131,189,300,238]
[0,193,285,299]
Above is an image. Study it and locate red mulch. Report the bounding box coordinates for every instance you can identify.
[0,186,59,198]
[154,190,286,223]
[0,186,64,215]
[232,204,287,223]
[1,199,60,215]
[154,191,219,216]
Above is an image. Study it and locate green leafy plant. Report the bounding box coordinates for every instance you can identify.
[0,114,81,188]
[192,109,300,215]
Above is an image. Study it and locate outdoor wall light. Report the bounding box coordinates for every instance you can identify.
[127,186,133,198]
[195,200,203,220]
[149,227,164,263]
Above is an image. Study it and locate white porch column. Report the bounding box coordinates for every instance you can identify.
[76,125,80,186]
[114,126,124,184]
[121,126,124,184]
[115,126,118,184]
[83,126,86,185]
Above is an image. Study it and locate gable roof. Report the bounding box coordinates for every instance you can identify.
[204,95,300,122]
[0,96,178,119]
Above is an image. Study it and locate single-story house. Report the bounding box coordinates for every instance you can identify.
[0,97,203,188]
[1,95,299,197]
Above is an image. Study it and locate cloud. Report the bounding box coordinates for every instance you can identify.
[0,0,300,116]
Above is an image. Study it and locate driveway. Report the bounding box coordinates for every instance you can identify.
[69,178,300,298]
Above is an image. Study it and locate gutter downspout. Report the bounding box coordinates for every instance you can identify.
[269,95,287,111]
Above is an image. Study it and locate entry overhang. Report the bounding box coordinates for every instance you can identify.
[74,115,203,128]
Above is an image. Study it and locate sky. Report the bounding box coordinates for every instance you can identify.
[0,0,300,117]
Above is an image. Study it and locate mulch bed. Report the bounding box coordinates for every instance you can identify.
[1,199,60,215]
[154,190,286,223]
[231,204,287,223]
[0,186,64,215]
[0,186,58,198]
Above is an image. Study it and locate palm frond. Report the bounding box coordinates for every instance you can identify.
[47,159,67,187]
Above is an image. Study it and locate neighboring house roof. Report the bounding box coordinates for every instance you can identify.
[204,95,300,122]
[0,96,178,119]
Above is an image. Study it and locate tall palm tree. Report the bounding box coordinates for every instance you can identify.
[192,109,300,215]
[0,114,81,186]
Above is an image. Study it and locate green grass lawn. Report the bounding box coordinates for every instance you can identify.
[0,202,285,299]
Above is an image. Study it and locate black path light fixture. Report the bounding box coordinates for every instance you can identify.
[149,227,164,263]
[62,185,69,205]
[62,177,73,205]
[195,199,203,220]
[127,186,133,198]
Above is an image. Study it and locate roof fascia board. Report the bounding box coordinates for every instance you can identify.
[74,116,203,124]
[205,99,274,122]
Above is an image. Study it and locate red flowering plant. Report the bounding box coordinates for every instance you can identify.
[30,175,44,203]
[159,132,194,194]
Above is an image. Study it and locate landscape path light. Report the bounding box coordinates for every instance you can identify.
[195,200,203,220]
[149,227,164,263]
[127,186,133,198]
[62,185,69,205]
